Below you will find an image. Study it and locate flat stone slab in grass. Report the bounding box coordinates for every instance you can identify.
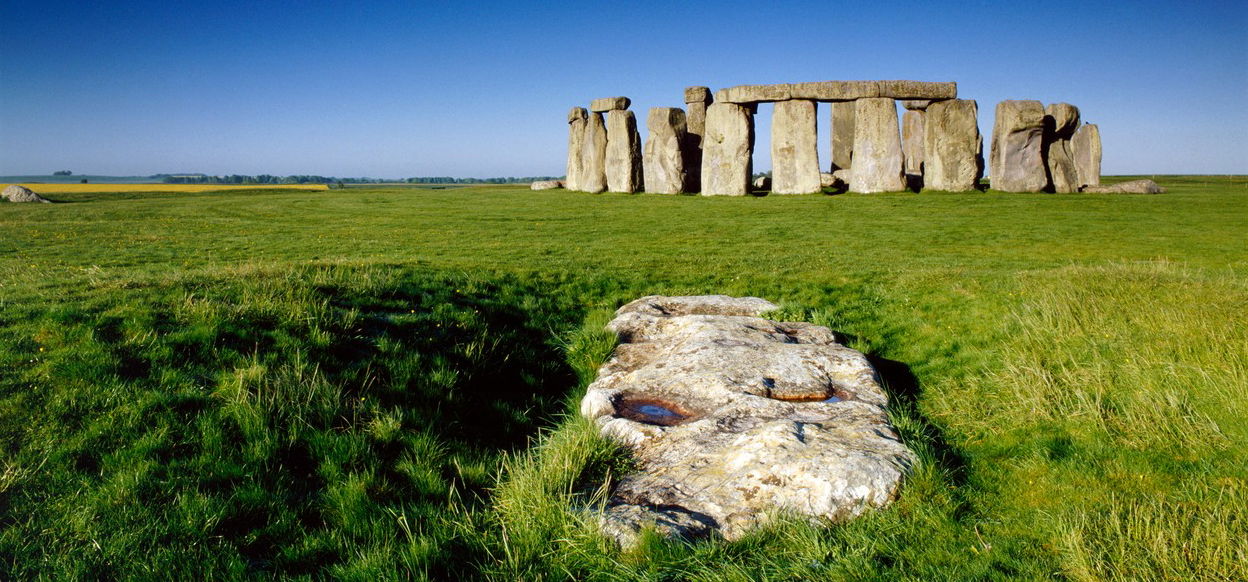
[1082,179,1165,194]
[2,185,51,203]
[580,295,916,545]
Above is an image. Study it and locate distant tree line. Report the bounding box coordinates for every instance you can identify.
[53,170,73,176]
[154,173,561,185]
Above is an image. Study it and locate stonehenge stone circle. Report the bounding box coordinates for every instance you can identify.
[902,109,926,189]
[1073,123,1102,190]
[701,102,754,196]
[850,98,905,193]
[990,100,1048,192]
[830,101,856,173]
[643,107,688,195]
[606,110,643,193]
[923,99,982,192]
[591,97,631,112]
[580,295,916,545]
[566,107,588,191]
[771,99,822,194]
[563,81,1110,197]
[580,112,608,193]
[683,86,713,193]
[1044,103,1081,193]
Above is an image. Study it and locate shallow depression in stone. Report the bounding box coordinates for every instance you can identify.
[615,397,694,426]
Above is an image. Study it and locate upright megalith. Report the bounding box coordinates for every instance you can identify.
[771,99,822,194]
[830,101,856,173]
[1072,123,1102,190]
[902,109,926,190]
[606,110,643,193]
[923,99,982,192]
[644,107,688,195]
[990,100,1047,192]
[850,98,904,193]
[701,103,753,196]
[1043,103,1081,193]
[683,86,713,193]
[566,107,588,192]
[581,112,608,193]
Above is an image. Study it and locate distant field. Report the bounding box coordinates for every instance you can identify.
[3,182,329,193]
[0,175,1244,580]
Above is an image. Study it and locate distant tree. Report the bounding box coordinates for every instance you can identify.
[80,178,88,183]
[53,170,73,176]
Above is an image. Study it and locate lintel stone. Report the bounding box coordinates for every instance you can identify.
[715,81,957,104]
[591,97,631,112]
[684,86,712,104]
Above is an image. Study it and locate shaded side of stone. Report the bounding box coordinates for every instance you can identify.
[850,98,904,193]
[1073,123,1102,190]
[902,109,925,190]
[580,112,608,193]
[566,107,588,191]
[990,100,1047,192]
[923,99,982,192]
[644,107,687,194]
[830,101,856,173]
[606,110,643,193]
[1043,103,1081,193]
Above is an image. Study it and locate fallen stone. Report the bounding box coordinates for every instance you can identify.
[1044,103,1081,193]
[591,97,631,113]
[1083,179,1165,194]
[830,101,856,172]
[644,107,687,194]
[1073,123,1102,189]
[530,180,563,190]
[850,98,905,193]
[701,103,754,196]
[581,295,916,545]
[606,110,644,193]
[566,107,588,191]
[990,100,1048,192]
[820,172,847,189]
[753,175,771,190]
[771,99,822,194]
[902,109,925,189]
[1,185,51,203]
[580,112,608,193]
[923,99,982,192]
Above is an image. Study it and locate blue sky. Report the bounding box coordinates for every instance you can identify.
[1,0,1245,177]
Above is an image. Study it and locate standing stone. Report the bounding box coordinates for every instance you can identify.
[830,101,856,172]
[923,99,982,192]
[771,99,822,194]
[1073,123,1102,190]
[701,103,754,196]
[606,110,643,193]
[566,107,588,191]
[683,86,713,193]
[1043,103,1081,193]
[902,109,926,190]
[990,100,1047,192]
[581,112,608,193]
[850,98,905,193]
[644,107,688,194]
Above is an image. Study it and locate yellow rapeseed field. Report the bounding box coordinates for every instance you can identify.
[2,183,329,193]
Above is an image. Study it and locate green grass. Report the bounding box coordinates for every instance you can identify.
[1,176,1245,580]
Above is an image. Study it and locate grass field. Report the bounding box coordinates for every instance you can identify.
[3,183,330,193]
[1,177,1245,580]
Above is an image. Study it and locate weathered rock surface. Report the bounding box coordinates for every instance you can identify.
[1083,179,1165,194]
[902,109,925,189]
[580,112,608,193]
[901,100,933,111]
[606,110,643,193]
[990,100,1048,192]
[830,101,856,172]
[1,185,50,203]
[771,99,822,194]
[923,99,982,192]
[591,97,631,113]
[581,295,916,545]
[683,86,713,193]
[566,107,588,191]
[752,175,771,190]
[850,98,905,193]
[530,180,563,190]
[701,103,753,196]
[1044,103,1081,193]
[1073,123,1102,189]
[644,107,687,194]
[716,81,956,104]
